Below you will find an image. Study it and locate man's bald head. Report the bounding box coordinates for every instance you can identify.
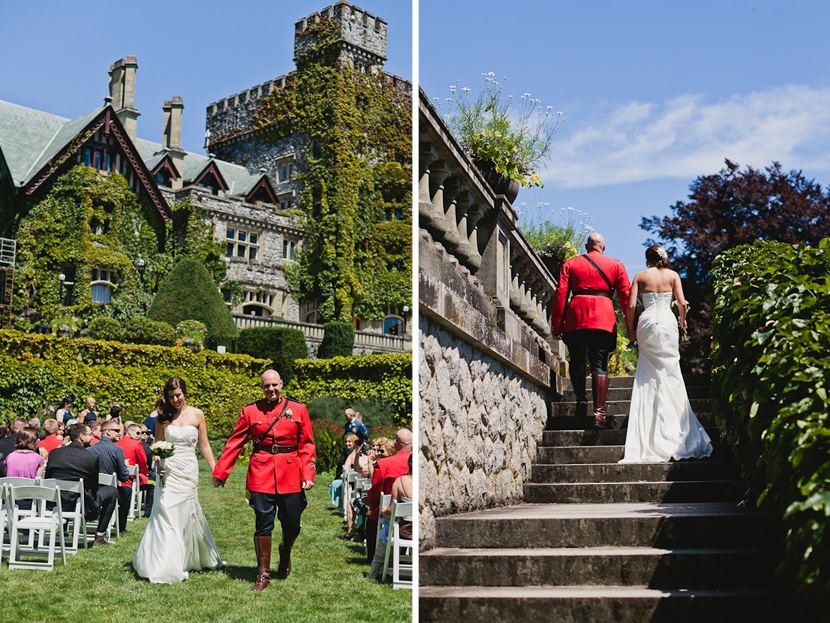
[586,232,606,254]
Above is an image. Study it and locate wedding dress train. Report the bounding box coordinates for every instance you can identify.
[133,425,223,583]
[620,292,713,463]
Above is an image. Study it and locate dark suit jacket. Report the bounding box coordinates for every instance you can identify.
[44,441,101,519]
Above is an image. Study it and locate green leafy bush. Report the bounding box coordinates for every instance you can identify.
[148,258,238,348]
[285,353,411,427]
[176,320,208,345]
[88,317,123,342]
[317,322,354,359]
[0,329,266,436]
[236,326,308,385]
[710,239,830,615]
[123,317,176,346]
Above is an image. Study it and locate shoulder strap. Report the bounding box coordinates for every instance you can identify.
[255,398,293,443]
[582,254,615,292]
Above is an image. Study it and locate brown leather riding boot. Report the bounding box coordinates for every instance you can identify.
[276,535,296,580]
[592,374,610,429]
[251,536,272,591]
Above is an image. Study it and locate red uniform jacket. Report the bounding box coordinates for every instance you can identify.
[117,436,149,486]
[550,251,631,334]
[367,450,411,521]
[212,398,316,495]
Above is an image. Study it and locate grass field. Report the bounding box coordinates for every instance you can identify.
[0,462,413,623]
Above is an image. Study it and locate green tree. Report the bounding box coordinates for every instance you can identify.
[147,258,238,348]
[641,159,830,370]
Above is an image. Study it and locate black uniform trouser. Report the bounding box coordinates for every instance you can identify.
[563,329,613,402]
[249,491,307,539]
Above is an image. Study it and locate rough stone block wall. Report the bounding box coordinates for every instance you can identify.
[419,317,548,550]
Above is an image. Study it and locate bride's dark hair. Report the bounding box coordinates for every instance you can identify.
[645,245,671,269]
[160,376,187,424]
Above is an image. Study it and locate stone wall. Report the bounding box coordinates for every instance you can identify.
[419,319,548,548]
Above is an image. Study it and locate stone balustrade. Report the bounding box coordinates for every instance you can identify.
[419,89,568,550]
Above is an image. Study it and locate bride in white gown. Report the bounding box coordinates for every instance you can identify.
[134,377,223,583]
[619,245,713,464]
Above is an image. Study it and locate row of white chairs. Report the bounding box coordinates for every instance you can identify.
[0,473,122,570]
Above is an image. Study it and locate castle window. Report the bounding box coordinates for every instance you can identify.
[278,163,294,182]
[226,227,259,261]
[90,268,115,304]
[283,239,297,261]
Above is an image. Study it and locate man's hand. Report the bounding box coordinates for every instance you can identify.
[301,480,314,490]
[211,476,225,488]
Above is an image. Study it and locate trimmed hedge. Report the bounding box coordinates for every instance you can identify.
[148,258,238,348]
[284,353,411,427]
[317,322,354,358]
[0,329,267,437]
[710,239,830,615]
[88,317,123,342]
[236,326,308,386]
[124,317,176,346]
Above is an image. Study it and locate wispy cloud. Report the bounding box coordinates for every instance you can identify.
[544,84,830,189]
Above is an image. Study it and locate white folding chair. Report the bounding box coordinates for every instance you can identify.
[342,469,357,520]
[382,500,413,589]
[0,477,38,489]
[375,493,391,553]
[0,484,9,553]
[89,473,119,539]
[7,484,67,570]
[39,478,87,553]
[126,464,140,522]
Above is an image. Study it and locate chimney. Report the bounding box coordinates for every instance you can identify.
[108,56,140,143]
[162,97,186,189]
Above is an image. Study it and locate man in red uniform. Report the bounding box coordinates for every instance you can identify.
[212,369,316,591]
[117,422,151,520]
[365,428,412,575]
[551,232,631,428]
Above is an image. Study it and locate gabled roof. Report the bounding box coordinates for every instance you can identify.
[0,99,172,222]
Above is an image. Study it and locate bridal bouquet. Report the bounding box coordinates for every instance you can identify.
[150,441,175,486]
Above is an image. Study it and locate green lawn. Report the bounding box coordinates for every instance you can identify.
[0,463,413,623]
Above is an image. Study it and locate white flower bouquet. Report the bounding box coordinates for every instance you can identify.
[150,440,175,486]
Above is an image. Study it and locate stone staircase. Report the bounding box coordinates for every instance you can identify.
[419,375,790,622]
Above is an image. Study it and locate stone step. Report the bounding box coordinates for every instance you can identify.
[541,427,722,446]
[523,479,740,504]
[559,384,713,402]
[550,398,712,418]
[418,585,791,623]
[420,545,781,589]
[433,503,781,550]
[564,374,711,390]
[535,444,731,464]
[529,460,736,483]
[546,411,715,430]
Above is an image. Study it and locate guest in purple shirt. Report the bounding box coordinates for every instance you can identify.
[4,427,46,478]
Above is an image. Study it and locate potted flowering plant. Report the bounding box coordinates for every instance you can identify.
[442,72,564,194]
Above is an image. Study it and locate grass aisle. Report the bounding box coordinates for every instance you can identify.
[0,464,412,623]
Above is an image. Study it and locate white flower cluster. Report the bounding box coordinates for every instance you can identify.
[656,247,668,260]
[150,440,175,458]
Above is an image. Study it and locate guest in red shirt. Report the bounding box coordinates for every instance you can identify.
[117,422,150,529]
[38,418,64,454]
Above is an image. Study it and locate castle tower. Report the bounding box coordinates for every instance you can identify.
[294,1,387,73]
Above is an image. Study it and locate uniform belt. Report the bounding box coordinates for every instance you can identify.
[573,289,612,298]
[253,443,298,454]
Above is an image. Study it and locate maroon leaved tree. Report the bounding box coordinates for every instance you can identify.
[641,159,830,370]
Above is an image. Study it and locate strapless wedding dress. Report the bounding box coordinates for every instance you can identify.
[620,292,713,463]
[133,425,223,583]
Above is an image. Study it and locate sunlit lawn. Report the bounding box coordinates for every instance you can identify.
[0,461,412,623]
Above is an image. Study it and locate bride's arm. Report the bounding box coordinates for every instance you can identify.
[195,410,217,471]
[672,271,688,332]
[626,276,640,339]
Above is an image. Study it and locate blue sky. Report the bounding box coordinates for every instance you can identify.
[0,0,412,158]
[418,0,830,277]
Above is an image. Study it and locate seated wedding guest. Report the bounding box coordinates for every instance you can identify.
[0,417,27,462]
[144,397,164,435]
[383,454,413,540]
[45,423,119,546]
[4,427,46,479]
[118,422,152,518]
[28,416,41,434]
[88,420,102,445]
[79,396,99,423]
[88,421,131,533]
[0,424,9,441]
[138,425,155,516]
[330,434,358,509]
[38,418,64,454]
[365,429,412,571]
[55,396,76,425]
[107,404,122,423]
